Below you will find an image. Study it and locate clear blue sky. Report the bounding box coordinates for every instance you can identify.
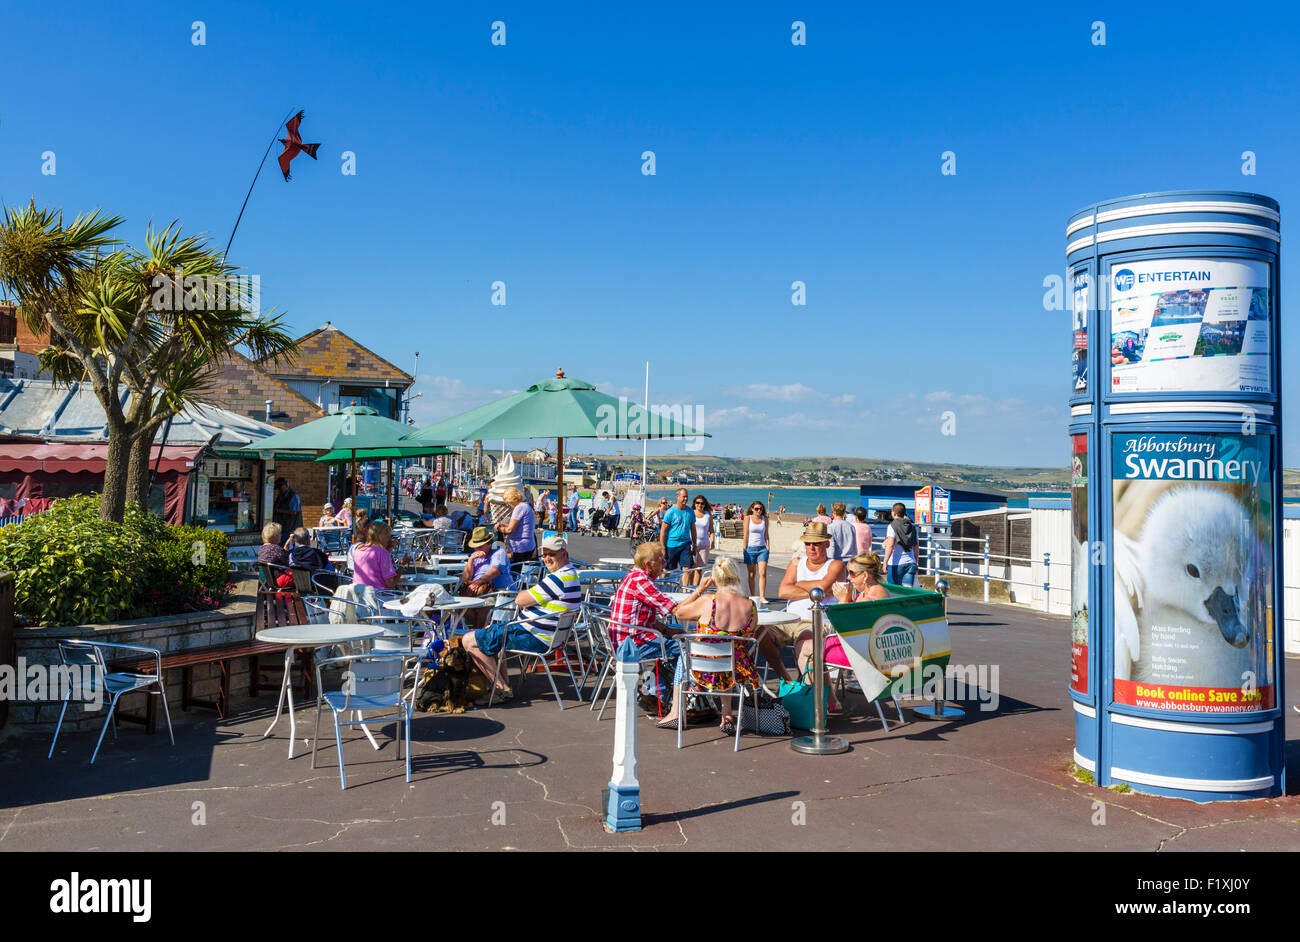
[2,1,1298,467]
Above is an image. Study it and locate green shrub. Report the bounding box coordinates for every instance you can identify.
[0,494,152,625]
[142,526,231,615]
[0,493,234,625]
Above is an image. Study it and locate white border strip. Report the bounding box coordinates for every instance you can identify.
[1073,749,1095,772]
[1070,404,1092,416]
[1067,221,1280,254]
[1109,401,1273,416]
[1110,766,1274,793]
[1111,713,1274,736]
[1066,200,1280,237]
[1073,702,1096,718]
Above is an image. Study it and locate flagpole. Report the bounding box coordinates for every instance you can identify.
[224,109,296,260]
[641,361,649,502]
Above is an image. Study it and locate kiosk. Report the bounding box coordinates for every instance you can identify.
[1067,190,1283,800]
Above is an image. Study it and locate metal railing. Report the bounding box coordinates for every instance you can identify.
[918,534,1068,613]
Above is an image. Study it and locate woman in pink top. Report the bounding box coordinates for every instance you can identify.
[352,521,400,589]
[852,506,873,555]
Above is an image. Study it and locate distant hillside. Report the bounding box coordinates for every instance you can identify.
[563,453,1300,498]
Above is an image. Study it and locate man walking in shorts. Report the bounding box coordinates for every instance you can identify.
[659,487,695,572]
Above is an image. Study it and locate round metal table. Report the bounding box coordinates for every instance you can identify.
[256,623,386,758]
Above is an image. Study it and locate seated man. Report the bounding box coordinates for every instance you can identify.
[608,540,711,726]
[287,526,334,572]
[460,526,513,630]
[462,534,580,699]
[772,521,846,711]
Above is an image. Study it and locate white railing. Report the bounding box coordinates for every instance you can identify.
[918,533,1069,614]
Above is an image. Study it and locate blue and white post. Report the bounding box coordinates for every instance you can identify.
[1067,190,1285,800]
[605,652,642,831]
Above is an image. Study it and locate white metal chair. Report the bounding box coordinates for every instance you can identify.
[675,633,759,751]
[47,640,174,764]
[586,613,672,720]
[488,609,582,709]
[311,652,412,789]
[362,613,444,704]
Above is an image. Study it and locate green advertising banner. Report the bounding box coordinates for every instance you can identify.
[825,586,951,701]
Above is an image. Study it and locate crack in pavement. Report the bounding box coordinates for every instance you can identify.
[0,807,21,843]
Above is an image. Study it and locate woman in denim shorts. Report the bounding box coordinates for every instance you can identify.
[741,500,771,599]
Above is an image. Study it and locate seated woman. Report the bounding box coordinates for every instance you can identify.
[628,504,644,537]
[258,522,290,568]
[460,526,513,630]
[820,551,889,684]
[345,517,371,571]
[317,503,337,527]
[352,521,400,590]
[660,557,757,734]
[335,498,354,528]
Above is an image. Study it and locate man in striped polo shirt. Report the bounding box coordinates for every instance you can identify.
[462,534,581,699]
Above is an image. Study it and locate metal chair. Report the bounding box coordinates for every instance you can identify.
[488,609,582,709]
[313,570,345,595]
[435,529,467,553]
[311,653,412,789]
[675,633,759,751]
[47,640,174,764]
[586,612,672,720]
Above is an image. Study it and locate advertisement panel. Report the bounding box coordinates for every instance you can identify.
[1070,434,1088,695]
[1072,268,1089,394]
[1111,431,1274,712]
[914,486,932,525]
[1109,258,1271,394]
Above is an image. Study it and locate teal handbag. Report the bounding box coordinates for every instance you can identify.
[778,664,829,731]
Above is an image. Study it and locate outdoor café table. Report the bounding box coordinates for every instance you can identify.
[256,623,386,758]
[577,568,625,584]
[598,557,635,566]
[398,573,460,587]
[429,596,492,635]
[328,553,349,569]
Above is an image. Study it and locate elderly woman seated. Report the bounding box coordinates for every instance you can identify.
[257,523,290,567]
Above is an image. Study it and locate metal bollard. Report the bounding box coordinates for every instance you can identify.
[791,588,849,755]
[604,653,642,831]
[913,578,965,720]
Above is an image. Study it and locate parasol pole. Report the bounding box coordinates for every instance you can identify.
[556,437,565,535]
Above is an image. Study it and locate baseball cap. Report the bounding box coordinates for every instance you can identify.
[541,534,567,553]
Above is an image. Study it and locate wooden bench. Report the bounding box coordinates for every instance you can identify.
[120,590,316,733]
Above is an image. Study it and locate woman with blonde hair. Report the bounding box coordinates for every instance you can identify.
[497,486,537,574]
[667,556,761,734]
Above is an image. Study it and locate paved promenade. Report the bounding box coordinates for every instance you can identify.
[2,530,1297,852]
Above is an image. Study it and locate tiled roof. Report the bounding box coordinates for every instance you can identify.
[257,322,413,385]
[201,351,325,429]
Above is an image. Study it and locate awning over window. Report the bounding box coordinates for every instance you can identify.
[0,442,205,474]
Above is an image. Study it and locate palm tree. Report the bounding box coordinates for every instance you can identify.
[0,202,298,520]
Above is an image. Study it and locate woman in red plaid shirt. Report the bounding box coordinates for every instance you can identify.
[609,540,711,725]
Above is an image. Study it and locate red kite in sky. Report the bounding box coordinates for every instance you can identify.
[277,110,320,181]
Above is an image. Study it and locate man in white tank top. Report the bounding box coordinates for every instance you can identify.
[759,521,845,683]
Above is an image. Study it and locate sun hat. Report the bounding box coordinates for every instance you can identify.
[322,502,334,511]
[467,526,495,548]
[541,534,567,553]
[800,521,832,544]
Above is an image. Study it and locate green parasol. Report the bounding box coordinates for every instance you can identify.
[402,369,708,533]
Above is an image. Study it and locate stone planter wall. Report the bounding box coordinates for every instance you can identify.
[7,577,260,734]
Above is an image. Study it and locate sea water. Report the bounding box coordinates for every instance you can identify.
[641,485,860,515]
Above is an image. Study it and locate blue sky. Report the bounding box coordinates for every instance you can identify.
[2,1,1297,466]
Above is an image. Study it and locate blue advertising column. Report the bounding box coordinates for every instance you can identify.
[1066,190,1284,801]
